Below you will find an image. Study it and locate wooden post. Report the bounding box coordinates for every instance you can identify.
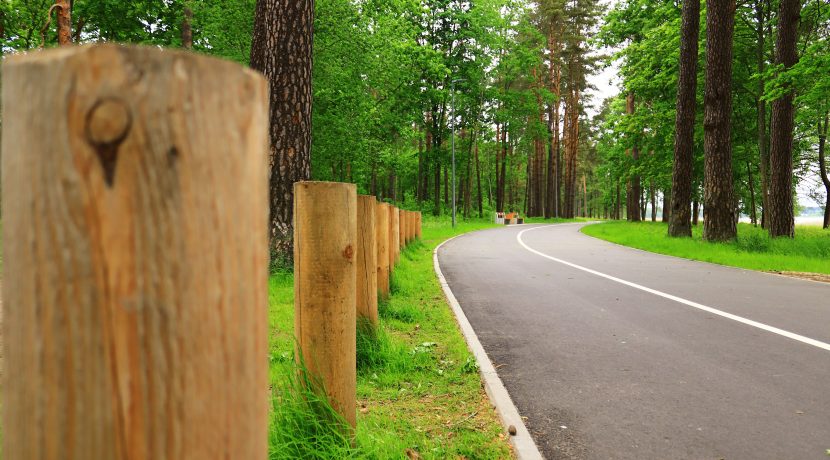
[376,202,390,299]
[409,211,418,241]
[399,209,406,250]
[356,195,378,326]
[389,206,400,267]
[294,181,357,429]
[2,45,269,459]
[416,212,422,239]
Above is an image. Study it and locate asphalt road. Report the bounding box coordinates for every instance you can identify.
[438,223,830,460]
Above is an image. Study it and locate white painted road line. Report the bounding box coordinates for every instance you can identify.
[517,226,830,353]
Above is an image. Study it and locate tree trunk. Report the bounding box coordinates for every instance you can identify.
[668,0,699,236]
[182,5,193,49]
[767,0,800,238]
[55,0,72,46]
[818,113,829,229]
[250,0,314,258]
[747,160,758,225]
[650,183,656,221]
[693,199,700,226]
[662,189,671,222]
[626,93,641,222]
[475,135,483,217]
[703,0,737,241]
[756,0,770,229]
[417,124,424,203]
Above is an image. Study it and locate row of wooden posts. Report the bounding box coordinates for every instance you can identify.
[2,45,422,459]
[294,181,422,429]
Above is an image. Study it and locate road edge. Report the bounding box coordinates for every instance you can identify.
[434,233,544,460]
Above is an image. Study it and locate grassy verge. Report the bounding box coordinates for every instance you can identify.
[269,216,514,459]
[582,221,830,275]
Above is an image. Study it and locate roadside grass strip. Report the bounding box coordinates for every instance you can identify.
[269,217,513,459]
[582,221,830,275]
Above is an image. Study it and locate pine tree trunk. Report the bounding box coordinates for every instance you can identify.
[693,199,700,225]
[182,5,193,49]
[818,113,829,229]
[767,0,800,238]
[747,160,758,225]
[668,0,699,236]
[756,0,770,229]
[417,125,424,203]
[55,0,72,46]
[703,0,737,241]
[626,93,641,222]
[250,0,314,258]
[650,183,656,221]
[475,137,483,217]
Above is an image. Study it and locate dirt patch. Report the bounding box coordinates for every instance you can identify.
[774,271,830,284]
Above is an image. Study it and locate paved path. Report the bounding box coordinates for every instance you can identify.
[438,223,830,459]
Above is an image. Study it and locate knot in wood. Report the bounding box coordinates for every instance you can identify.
[86,98,132,146]
[343,244,354,261]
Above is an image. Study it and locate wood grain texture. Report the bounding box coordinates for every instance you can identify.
[399,209,406,249]
[2,44,269,460]
[389,206,400,267]
[375,203,390,300]
[356,195,378,326]
[293,181,357,429]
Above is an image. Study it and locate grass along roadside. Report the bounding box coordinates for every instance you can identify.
[269,216,514,459]
[582,221,830,276]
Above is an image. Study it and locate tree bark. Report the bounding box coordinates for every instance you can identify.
[250,0,314,258]
[818,113,829,229]
[668,0,700,236]
[662,189,671,222]
[475,135,483,217]
[767,0,800,238]
[747,160,758,225]
[182,5,193,49]
[756,0,770,229]
[626,93,641,221]
[703,0,737,241]
[54,0,72,46]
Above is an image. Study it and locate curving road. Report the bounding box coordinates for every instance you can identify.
[438,223,830,460]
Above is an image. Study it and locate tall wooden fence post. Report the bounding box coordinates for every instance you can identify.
[2,45,269,459]
[356,195,378,326]
[294,181,357,429]
[399,209,406,250]
[376,203,390,300]
[389,206,400,267]
[416,212,423,239]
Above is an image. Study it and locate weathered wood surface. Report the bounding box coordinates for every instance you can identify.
[2,44,269,459]
[293,181,357,429]
[356,195,378,326]
[389,206,400,267]
[376,203,390,299]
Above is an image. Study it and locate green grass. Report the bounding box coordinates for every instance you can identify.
[268,216,513,459]
[582,221,830,275]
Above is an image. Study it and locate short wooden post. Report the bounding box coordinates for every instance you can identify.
[399,209,406,250]
[389,206,400,267]
[2,45,269,459]
[356,195,378,326]
[416,212,423,239]
[376,202,390,299]
[294,181,357,429]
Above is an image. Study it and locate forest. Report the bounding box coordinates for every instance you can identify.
[2,0,829,250]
